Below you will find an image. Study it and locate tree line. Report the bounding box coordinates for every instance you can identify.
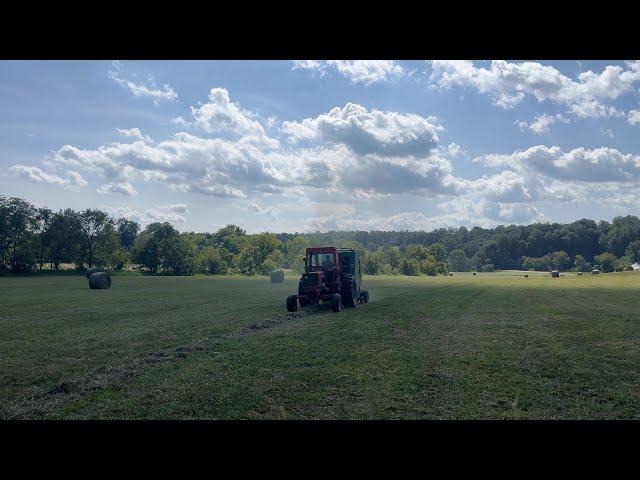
[2,195,640,276]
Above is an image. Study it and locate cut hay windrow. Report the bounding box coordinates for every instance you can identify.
[89,272,111,289]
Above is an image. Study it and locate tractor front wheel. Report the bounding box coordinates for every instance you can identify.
[286,295,298,312]
[331,293,342,312]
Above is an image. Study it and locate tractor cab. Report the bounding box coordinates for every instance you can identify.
[302,247,340,293]
[287,246,369,313]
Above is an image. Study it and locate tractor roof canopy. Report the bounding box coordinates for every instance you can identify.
[305,247,356,254]
[306,247,337,255]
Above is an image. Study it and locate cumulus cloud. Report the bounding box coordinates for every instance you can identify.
[97,182,138,196]
[48,132,284,199]
[176,88,279,150]
[20,74,640,233]
[171,116,190,127]
[68,171,88,187]
[116,128,152,143]
[247,202,280,219]
[436,196,544,226]
[445,142,465,158]
[9,165,87,188]
[280,103,462,197]
[282,102,442,157]
[478,145,640,183]
[108,204,189,225]
[516,113,569,135]
[305,198,544,233]
[469,170,534,203]
[292,60,404,85]
[305,211,437,232]
[429,60,640,118]
[108,61,178,104]
[601,128,614,138]
[191,88,266,137]
[174,182,247,199]
[628,109,640,126]
[46,96,462,202]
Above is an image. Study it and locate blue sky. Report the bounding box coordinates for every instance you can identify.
[1,60,640,233]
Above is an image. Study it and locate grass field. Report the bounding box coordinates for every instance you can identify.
[1,271,639,419]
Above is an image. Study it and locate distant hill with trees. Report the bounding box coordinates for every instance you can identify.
[2,195,640,276]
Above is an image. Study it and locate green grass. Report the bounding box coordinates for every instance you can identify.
[1,271,639,419]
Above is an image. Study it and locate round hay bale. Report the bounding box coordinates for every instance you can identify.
[472,272,477,276]
[524,274,528,278]
[551,270,559,278]
[270,269,284,283]
[592,269,600,275]
[85,267,104,279]
[89,271,111,289]
[449,272,453,276]
[577,272,583,276]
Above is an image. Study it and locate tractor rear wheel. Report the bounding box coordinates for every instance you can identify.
[286,295,298,312]
[362,290,369,303]
[331,293,341,312]
[341,278,358,308]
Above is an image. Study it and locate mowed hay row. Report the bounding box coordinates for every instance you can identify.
[89,272,111,289]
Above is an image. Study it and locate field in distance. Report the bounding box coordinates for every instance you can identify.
[1,271,639,419]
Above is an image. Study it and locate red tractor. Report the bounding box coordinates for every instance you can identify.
[286,247,369,313]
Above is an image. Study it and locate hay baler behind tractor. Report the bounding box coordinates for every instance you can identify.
[286,246,369,312]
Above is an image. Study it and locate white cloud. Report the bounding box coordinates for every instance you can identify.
[116,128,152,143]
[97,182,138,196]
[48,132,283,199]
[108,61,178,104]
[601,128,614,138]
[469,170,533,203]
[43,93,464,201]
[282,102,442,157]
[181,88,279,150]
[436,196,544,226]
[175,182,247,199]
[628,109,640,126]
[429,60,640,118]
[247,202,280,219]
[445,142,465,158]
[68,171,88,187]
[191,88,266,137]
[516,113,569,135]
[480,146,640,183]
[304,198,544,233]
[9,165,87,188]
[292,60,404,85]
[22,73,640,234]
[171,116,190,127]
[108,204,189,226]
[281,103,461,198]
[162,203,188,213]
